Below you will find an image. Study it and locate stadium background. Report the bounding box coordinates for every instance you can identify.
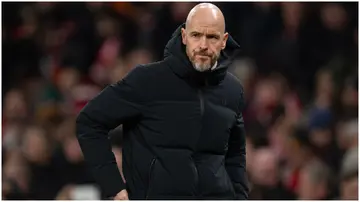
[2,2,358,200]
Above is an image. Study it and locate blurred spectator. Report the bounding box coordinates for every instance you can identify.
[20,125,60,199]
[339,147,358,200]
[338,76,358,119]
[285,130,314,182]
[307,107,342,172]
[297,159,333,200]
[3,151,30,199]
[2,2,358,200]
[336,118,358,151]
[3,89,28,123]
[248,148,295,199]
[3,89,29,152]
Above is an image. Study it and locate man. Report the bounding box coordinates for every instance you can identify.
[297,159,333,200]
[339,147,358,200]
[76,3,248,200]
[248,148,295,199]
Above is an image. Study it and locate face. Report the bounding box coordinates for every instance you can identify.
[64,136,83,163]
[298,170,316,199]
[310,128,332,148]
[251,150,278,187]
[57,68,79,93]
[3,152,29,191]
[4,90,27,121]
[316,70,333,97]
[298,169,326,200]
[22,127,50,163]
[321,4,347,31]
[342,84,357,107]
[341,177,358,200]
[181,17,228,72]
[284,137,308,168]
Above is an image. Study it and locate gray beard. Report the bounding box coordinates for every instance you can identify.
[192,60,218,72]
[193,62,211,72]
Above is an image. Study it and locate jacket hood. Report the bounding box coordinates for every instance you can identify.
[163,23,241,69]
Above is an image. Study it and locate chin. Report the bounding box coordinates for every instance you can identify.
[193,63,211,72]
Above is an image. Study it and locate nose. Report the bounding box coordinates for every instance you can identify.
[199,36,208,50]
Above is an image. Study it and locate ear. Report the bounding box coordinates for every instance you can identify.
[222,32,229,50]
[181,28,187,45]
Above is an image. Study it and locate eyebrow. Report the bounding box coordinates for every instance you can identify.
[189,31,220,38]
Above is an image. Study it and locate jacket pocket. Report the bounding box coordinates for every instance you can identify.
[146,158,157,199]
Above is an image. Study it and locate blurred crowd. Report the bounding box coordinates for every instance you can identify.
[2,2,358,200]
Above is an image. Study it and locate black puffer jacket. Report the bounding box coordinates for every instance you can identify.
[76,23,249,200]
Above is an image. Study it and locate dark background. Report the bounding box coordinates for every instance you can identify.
[2,2,358,200]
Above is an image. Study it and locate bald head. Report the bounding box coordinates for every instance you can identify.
[181,3,228,72]
[185,3,225,33]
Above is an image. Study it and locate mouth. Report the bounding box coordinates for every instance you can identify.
[196,55,210,59]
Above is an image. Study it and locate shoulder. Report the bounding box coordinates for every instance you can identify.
[226,72,245,92]
[139,60,169,73]
[224,72,245,97]
[224,72,246,112]
[118,60,172,98]
[123,60,169,83]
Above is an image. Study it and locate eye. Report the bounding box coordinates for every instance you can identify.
[207,35,219,40]
[191,33,201,38]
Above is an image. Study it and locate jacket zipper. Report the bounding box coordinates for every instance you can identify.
[198,90,204,116]
[146,158,157,199]
[195,89,205,196]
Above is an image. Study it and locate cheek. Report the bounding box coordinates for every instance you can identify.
[187,46,196,57]
[189,45,195,53]
[218,42,225,50]
[185,47,192,57]
[210,44,223,55]
[189,43,197,51]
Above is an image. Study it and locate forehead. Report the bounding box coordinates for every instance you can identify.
[187,18,224,34]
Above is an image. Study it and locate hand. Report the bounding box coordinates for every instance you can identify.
[114,189,129,200]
